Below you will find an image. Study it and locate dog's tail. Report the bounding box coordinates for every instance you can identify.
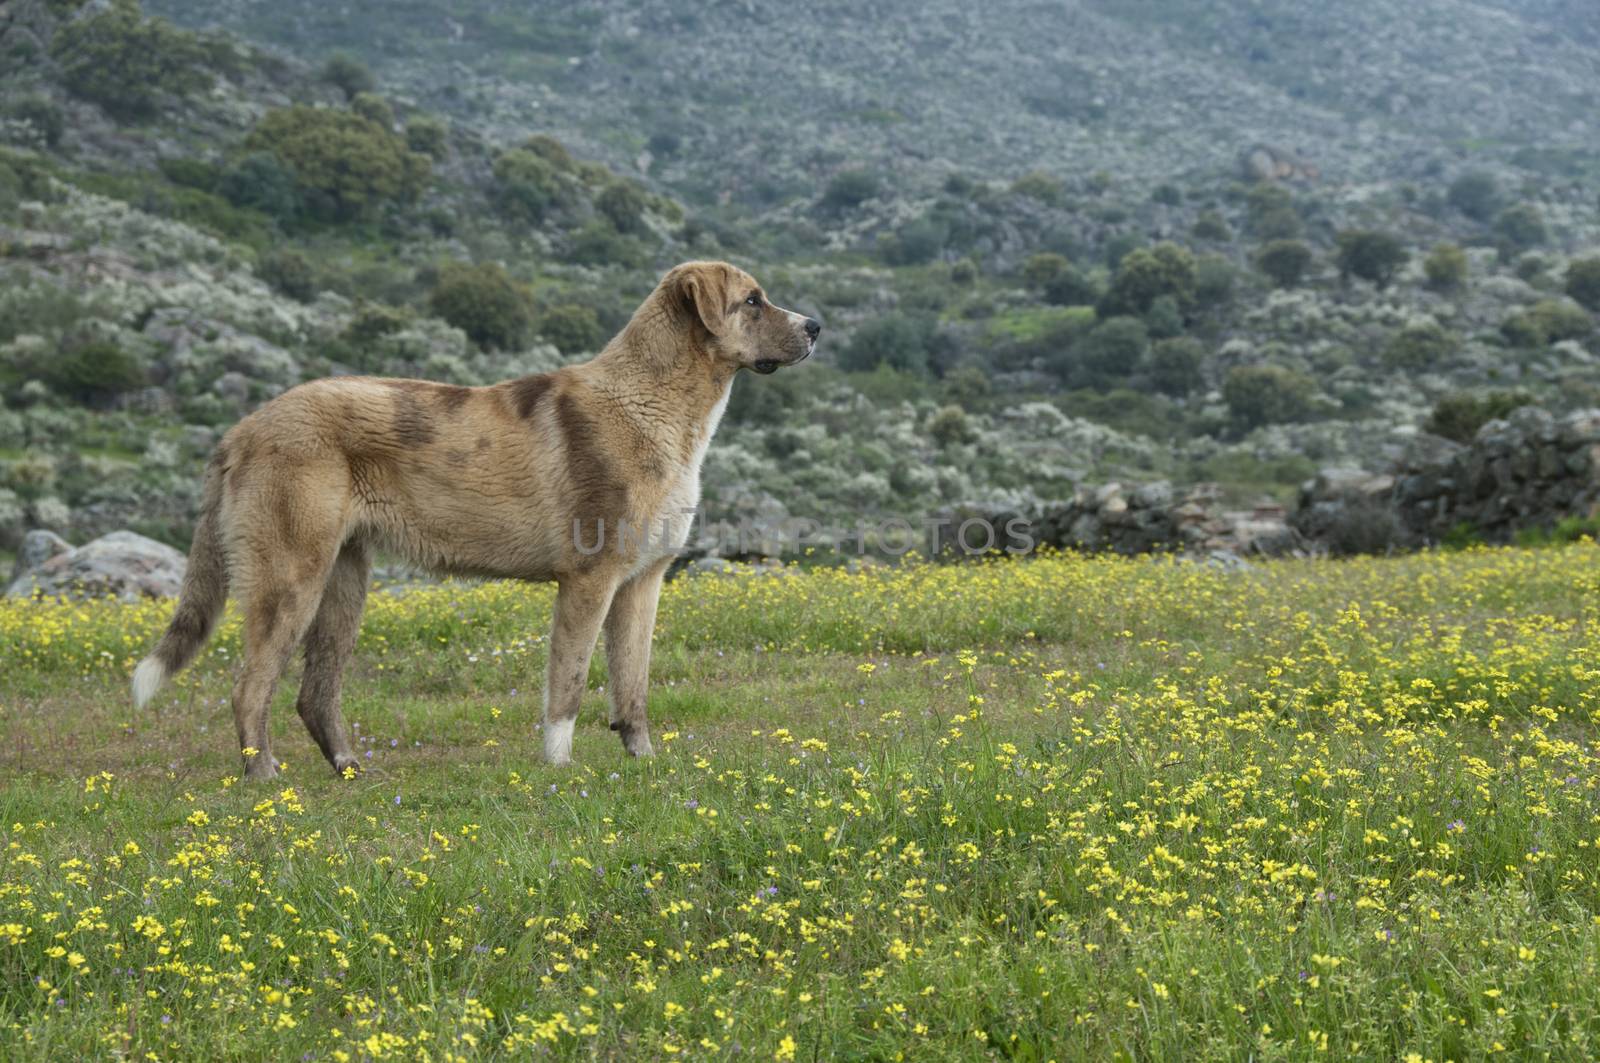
[133,454,229,709]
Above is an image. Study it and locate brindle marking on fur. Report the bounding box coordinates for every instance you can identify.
[509,373,555,419]
[437,385,472,411]
[557,392,626,556]
[391,389,437,449]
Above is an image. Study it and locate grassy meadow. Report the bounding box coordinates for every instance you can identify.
[2,545,1600,1060]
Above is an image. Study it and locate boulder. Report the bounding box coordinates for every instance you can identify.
[6,530,187,601]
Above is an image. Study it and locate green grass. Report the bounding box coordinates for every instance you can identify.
[2,545,1599,1058]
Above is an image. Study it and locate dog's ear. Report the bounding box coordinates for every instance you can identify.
[675,262,735,338]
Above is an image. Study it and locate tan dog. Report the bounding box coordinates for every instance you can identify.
[132,261,819,779]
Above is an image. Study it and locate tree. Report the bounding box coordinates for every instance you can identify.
[8,95,65,148]
[820,169,880,212]
[1148,336,1205,396]
[1424,390,1532,444]
[1447,172,1499,222]
[220,151,301,221]
[1501,299,1594,348]
[1223,365,1317,430]
[493,149,570,223]
[50,0,212,122]
[1255,240,1313,288]
[538,304,605,356]
[1564,257,1600,312]
[1009,170,1064,207]
[596,181,649,234]
[1068,316,1148,386]
[1493,204,1547,253]
[1335,230,1408,289]
[840,313,936,374]
[350,93,395,130]
[1384,320,1457,369]
[1423,243,1469,292]
[321,52,376,100]
[1246,183,1301,239]
[47,339,145,405]
[245,106,430,221]
[1191,210,1232,243]
[405,116,449,158]
[1099,242,1197,317]
[428,262,533,351]
[1021,253,1070,290]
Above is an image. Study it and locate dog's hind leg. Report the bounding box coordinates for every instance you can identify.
[603,559,670,758]
[295,535,372,777]
[542,572,619,765]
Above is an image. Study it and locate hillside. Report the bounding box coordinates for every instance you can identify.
[3,0,1599,560]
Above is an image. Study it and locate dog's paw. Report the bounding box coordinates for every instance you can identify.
[334,756,363,779]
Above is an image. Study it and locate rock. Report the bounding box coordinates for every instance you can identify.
[10,529,72,584]
[6,530,187,601]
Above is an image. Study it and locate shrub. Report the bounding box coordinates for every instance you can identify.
[820,169,880,212]
[320,52,376,100]
[878,215,947,266]
[405,115,449,158]
[1335,230,1408,289]
[1564,256,1600,311]
[566,221,649,268]
[49,0,212,122]
[538,303,605,355]
[1194,255,1236,308]
[940,365,990,407]
[1255,240,1313,288]
[1493,203,1547,252]
[1009,170,1064,207]
[1424,390,1533,444]
[1323,496,1405,557]
[220,151,301,221]
[1065,316,1148,386]
[493,149,568,223]
[840,313,941,375]
[1223,364,1317,429]
[47,339,145,404]
[927,405,976,447]
[1148,336,1205,396]
[244,106,429,221]
[595,180,649,234]
[1246,184,1301,240]
[1501,298,1594,348]
[1423,243,1469,292]
[1447,171,1499,222]
[1384,320,1457,369]
[256,248,317,302]
[1099,242,1197,317]
[1191,210,1231,243]
[427,262,533,351]
[9,95,65,148]
[350,93,395,130]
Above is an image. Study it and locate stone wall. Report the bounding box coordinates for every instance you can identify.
[1295,407,1600,548]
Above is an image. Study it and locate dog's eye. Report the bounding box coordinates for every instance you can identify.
[744,294,762,308]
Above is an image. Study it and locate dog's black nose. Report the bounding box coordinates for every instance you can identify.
[804,318,821,340]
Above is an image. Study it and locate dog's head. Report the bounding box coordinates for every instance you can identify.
[667,261,820,375]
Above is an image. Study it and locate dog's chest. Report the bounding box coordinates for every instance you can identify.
[637,385,730,563]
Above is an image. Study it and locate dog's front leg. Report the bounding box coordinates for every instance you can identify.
[542,572,620,765]
[603,558,672,758]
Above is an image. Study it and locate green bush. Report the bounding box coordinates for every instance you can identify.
[1148,336,1205,396]
[256,248,317,302]
[220,151,301,221]
[1335,230,1408,289]
[1564,256,1600,311]
[427,262,533,351]
[320,52,376,100]
[1245,184,1301,240]
[1191,210,1232,243]
[1223,364,1317,430]
[350,93,395,130]
[1423,243,1469,292]
[49,0,213,122]
[538,303,605,355]
[1065,316,1148,386]
[1254,240,1313,288]
[1384,320,1457,369]
[820,169,880,212]
[1493,203,1547,252]
[493,149,570,223]
[927,405,976,447]
[566,221,649,268]
[405,116,449,159]
[1009,170,1064,207]
[1099,242,1197,317]
[8,95,65,148]
[595,181,648,234]
[840,313,940,375]
[1447,171,1499,222]
[244,106,429,221]
[1021,254,1070,290]
[1194,255,1236,309]
[1423,390,1533,444]
[1501,299,1594,348]
[47,339,145,404]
